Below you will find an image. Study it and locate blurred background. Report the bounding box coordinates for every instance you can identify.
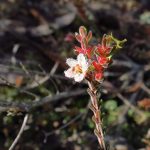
[0,0,150,150]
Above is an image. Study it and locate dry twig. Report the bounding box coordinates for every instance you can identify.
[0,89,87,112]
[9,114,29,150]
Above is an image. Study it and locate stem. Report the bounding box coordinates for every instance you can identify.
[9,114,29,150]
[87,81,106,150]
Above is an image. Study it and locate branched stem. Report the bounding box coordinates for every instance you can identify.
[87,81,106,150]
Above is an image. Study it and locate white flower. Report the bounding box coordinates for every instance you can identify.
[64,54,89,82]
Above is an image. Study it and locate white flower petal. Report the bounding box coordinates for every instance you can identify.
[65,54,88,82]
[77,54,88,72]
[82,62,89,72]
[74,74,84,82]
[66,58,78,67]
[77,54,88,68]
[77,54,86,66]
[64,68,74,78]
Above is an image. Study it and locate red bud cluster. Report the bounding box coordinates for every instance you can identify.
[65,26,126,83]
[74,26,93,58]
[65,26,126,149]
[74,26,115,82]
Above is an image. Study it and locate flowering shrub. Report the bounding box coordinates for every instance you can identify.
[65,26,126,83]
[64,26,126,149]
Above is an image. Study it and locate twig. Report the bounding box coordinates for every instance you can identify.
[109,69,142,113]
[141,83,150,95]
[0,76,39,100]
[9,114,29,150]
[117,93,144,116]
[19,61,43,90]
[50,61,59,75]
[0,89,87,112]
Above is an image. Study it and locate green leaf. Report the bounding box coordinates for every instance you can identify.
[110,33,127,49]
[87,118,94,129]
[104,100,118,111]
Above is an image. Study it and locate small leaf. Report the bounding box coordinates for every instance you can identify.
[104,100,117,111]
[128,109,134,117]
[110,33,127,49]
[75,33,81,42]
[79,26,87,37]
[81,38,87,49]
[101,34,107,47]
[86,31,92,43]
[87,118,94,129]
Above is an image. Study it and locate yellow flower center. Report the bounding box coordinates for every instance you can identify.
[73,64,82,73]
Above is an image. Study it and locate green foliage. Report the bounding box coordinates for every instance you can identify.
[87,118,95,129]
[128,109,150,124]
[140,12,150,24]
[104,100,118,111]
[3,115,13,125]
[0,87,18,100]
[110,33,127,50]
[103,99,119,125]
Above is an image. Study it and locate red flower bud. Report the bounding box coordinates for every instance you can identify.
[92,61,103,72]
[95,72,103,81]
[75,46,92,58]
[64,33,74,42]
[97,56,109,66]
[97,44,112,56]
[75,46,84,53]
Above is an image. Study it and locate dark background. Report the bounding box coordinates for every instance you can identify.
[0,0,150,150]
